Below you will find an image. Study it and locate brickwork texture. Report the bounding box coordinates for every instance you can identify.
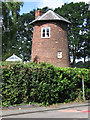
[31,20,70,67]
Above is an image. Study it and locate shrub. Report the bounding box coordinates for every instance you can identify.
[2,62,89,106]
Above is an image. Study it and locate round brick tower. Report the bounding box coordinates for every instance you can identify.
[30,10,70,67]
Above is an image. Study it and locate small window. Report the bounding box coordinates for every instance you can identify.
[57,51,62,58]
[41,27,50,38]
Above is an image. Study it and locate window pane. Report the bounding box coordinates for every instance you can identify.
[42,28,45,37]
[47,32,49,37]
[43,33,45,37]
[47,28,49,33]
[43,29,45,33]
[46,28,49,37]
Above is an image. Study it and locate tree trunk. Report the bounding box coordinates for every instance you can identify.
[72,50,76,67]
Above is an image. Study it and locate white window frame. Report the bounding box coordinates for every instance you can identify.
[57,51,62,59]
[41,27,50,38]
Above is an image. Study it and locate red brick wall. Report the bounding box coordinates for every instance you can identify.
[31,21,69,67]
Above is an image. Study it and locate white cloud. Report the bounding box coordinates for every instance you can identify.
[38,0,90,9]
[68,0,90,3]
[38,0,64,10]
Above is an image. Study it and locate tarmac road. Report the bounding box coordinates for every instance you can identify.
[2,106,89,119]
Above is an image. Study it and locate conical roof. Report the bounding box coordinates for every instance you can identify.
[30,10,71,24]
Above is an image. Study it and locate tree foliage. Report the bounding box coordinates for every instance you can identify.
[16,11,35,61]
[2,1,23,60]
[54,2,89,65]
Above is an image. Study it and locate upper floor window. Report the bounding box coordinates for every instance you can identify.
[41,27,50,38]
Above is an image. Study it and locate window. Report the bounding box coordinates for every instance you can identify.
[41,27,50,38]
[57,51,62,58]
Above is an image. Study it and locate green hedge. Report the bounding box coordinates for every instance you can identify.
[2,62,90,106]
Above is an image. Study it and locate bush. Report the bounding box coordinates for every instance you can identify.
[2,62,89,106]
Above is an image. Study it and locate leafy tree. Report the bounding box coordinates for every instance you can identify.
[40,6,52,12]
[54,2,89,66]
[2,1,23,61]
[16,11,35,61]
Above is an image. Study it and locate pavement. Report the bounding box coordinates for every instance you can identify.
[0,101,89,117]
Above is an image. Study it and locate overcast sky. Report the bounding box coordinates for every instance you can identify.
[20,0,90,14]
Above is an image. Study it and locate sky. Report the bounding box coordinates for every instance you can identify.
[20,0,90,15]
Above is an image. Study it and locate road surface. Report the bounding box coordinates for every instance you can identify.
[2,106,89,118]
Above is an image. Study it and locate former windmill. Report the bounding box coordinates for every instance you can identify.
[30,10,70,67]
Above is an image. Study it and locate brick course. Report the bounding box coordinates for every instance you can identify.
[31,21,69,67]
